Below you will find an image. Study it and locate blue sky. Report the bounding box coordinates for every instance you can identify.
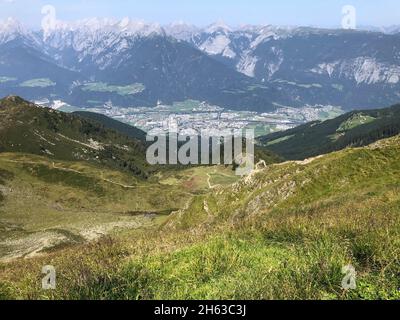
[1,0,399,28]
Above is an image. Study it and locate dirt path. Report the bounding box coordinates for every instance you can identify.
[99,172,137,189]
[206,169,237,189]
[52,162,82,174]
[207,171,219,189]
[2,159,139,189]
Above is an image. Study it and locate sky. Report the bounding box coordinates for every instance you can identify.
[0,0,399,29]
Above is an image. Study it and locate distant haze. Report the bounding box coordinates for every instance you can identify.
[0,0,400,29]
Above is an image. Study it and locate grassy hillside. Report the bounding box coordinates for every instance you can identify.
[0,152,183,261]
[258,103,400,160]
[0,150,241,261]
[1,135,399,300]
[73,111,147,141]
[0,96,149,178]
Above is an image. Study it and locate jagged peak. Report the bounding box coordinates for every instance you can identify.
[204,20,232,34]
[164,21,199,40]
[43,18,165,37]
[0,18,31,44]
[0,17,24,32]
[165,21,199,33]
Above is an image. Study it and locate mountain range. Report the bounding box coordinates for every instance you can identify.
[1,18,400,112]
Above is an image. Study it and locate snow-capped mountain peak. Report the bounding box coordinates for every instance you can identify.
[204,20,232,34]
[41,18,166,56]
[0,17,24,32]
[116,18,164,37]
[0,17,29,44]
[44,18,164,37]
[164,21,199,41]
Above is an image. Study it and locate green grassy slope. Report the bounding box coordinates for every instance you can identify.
[0,96,149,178]
[0,152,191,261]
[0,150,241,262]
[73,111,147,141]
[258,103,400,160]
[1,135,399,300]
